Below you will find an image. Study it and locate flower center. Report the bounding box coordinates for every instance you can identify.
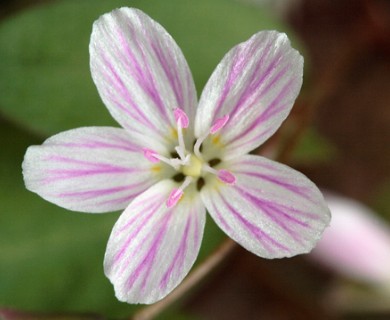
[143,108,235,207]
[182,154,202,177]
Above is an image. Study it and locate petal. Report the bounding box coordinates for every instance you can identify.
[195,31,303,159]
[201,155,330,258]
[22,127,158,213]
[104,180,205,304]
[90,8,197,150]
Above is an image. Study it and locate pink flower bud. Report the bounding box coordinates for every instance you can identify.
[311,192,390,286]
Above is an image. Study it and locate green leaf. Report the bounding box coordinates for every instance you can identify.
[0,0,290,136]
[291,127,337,164]
[372,181,390,221]
[0,308,104,320]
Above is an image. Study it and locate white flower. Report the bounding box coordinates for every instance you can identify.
[22,8,330,304]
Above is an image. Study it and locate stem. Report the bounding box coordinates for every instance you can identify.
[132,239,236,320]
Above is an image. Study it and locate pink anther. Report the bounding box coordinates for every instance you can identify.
[167,188,183,208]
[174,108,189,128]
[210,114,230,134]
[218,169,236,185]
[143,148,160,163]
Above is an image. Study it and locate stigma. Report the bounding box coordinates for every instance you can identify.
[182,155,202,177]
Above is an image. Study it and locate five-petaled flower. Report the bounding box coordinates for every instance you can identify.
[23,7,331,304]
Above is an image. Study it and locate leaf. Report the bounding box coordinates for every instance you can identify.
[373,181,390,221]
[0,308,105,320]
[291,127,337,164]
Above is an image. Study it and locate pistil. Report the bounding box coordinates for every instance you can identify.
[182,155,202,177]
[174,108,189,161]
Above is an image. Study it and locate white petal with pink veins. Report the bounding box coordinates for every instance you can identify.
[90,8,197,150]
[201,155,330,258]
[195,31,303,159]
[22,127,157,213]
[104,180,206,304]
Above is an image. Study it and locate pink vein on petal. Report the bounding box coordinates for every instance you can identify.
[45,155,132,169]
[44,156,139,182]
[213,47,245,116]
[229,126,274,151]
[98,189,146,207]
[99,49,157,130]
[236,186,307,243]
[213,38,269,118]
[151,40,185,111]
[238,170,315,204]
[159,210,193,289]
[209,198,234,234]
[218,192,291,253]
[58,140,139,152]
[226,79,294,145]
[113,200,161,269]
[125,209,173,291]
[245,186,320,221]
[229,43,278,119]
[116,27,169,122]
[57,181,148,200]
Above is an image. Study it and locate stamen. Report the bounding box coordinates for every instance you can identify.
[143,148,182,170]
[175,146,186,161]
[217,169,236,185]
[166,188,183,208]
[174,108,189,128]
[167,176,193,207]
[203,164,236,185]
[143,148,160,163]
[193,133,207,159]
[194,114,230,158]
[210,114,230,134]
[177,125,186,159]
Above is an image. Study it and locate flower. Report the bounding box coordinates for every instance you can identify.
[22,7,331,304]
[311,192,390,286]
